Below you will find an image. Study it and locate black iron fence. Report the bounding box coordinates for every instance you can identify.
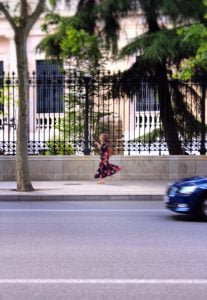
[0,70,206,155]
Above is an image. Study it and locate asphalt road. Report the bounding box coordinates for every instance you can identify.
[0,200,207,300]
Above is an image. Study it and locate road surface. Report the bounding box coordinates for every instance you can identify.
[0,200,206,299]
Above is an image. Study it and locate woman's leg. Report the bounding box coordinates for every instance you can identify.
[97,178,105,184]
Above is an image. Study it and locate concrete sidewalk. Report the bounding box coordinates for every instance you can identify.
[0,180,170,201]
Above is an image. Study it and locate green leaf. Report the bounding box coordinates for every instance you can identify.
[48,0,57,8]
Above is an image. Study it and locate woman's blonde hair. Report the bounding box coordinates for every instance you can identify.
[100,133,109,143]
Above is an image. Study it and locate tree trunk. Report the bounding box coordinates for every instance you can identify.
[0,0,46,191]
[142,6,184,154]
[157,65,184,154]
[15,30,34,191]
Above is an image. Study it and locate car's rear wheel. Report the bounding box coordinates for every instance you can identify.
[195,198,207,221]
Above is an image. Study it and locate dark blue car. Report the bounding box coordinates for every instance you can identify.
[164,176,207,221]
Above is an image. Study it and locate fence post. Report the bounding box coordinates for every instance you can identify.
[200,79,206,155]
[83,76,91,155]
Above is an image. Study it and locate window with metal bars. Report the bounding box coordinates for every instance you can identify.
[36,60,64,113]
[136,85,159,111]
[0,61,3,74]
[0,61,3,85]
[130,0,141,10]
[0,61,4,112]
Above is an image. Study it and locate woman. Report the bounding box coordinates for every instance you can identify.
[94,133,122,184]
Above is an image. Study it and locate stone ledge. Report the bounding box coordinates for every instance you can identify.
[0,156,206,181]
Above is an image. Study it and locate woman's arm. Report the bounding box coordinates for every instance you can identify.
[95,141,102,150]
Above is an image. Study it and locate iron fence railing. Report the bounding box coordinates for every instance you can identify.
[0,70,206,155]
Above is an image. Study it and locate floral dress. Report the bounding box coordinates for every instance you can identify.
[95,143,122,179]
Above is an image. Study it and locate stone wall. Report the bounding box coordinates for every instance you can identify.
[0,156,206,181]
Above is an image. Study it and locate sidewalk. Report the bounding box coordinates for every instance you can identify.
[0,180,170,201]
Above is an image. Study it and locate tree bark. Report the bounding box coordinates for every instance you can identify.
[156,65,184,154]
[15,30,34,191]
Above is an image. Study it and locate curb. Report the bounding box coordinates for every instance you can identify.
[0,194,163,201]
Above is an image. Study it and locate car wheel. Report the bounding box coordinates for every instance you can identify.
[195,198,207,221]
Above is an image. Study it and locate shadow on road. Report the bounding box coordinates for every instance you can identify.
[164,214,207,223]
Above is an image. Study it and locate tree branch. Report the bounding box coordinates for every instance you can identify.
[0,2,17,31]
[25,0,46,34]
[21,0,29,17]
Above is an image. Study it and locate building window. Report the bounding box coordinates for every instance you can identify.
[36,60,64,113]
[0,61,3,74]
[0,61,3,86]
[130,0,141,10]
[0,61,4,112]
[136,84,159,111]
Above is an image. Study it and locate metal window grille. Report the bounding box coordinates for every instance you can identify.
[0,61,4,112]
[130,0,141,10]
[0,61,3,75]
[36,60,64,113]
[136,84,159,111]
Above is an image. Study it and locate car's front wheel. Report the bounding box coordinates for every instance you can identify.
[195,197,207,221]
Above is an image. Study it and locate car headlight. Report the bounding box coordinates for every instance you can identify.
[178,185,197,195]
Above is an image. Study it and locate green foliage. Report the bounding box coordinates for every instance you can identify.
[39,0,134,64]
[45,141,74,155]
[170,80,204,138]
[75,0,131,54]
[57,93,112,150]
[119,28,196,65]
[54,83,113,152]
[38,14,102,69]
[117,0,206,152]
[176,24,207,79]
[13,16,25,27]
[171,0,207,80]
[37,33,62,58]
[135,128,165,143]
[41,13,84,33]
[96,0,131,54]
[98,0,130,15]
[60,27,101,65]
[119,0,204,70]
[76,0,97,34]
[56,91,85,143]
[158,0,204,22]
[48,0,57,8]
[38,24,101,66]
[0,85,18,116]
[40,13,62,32]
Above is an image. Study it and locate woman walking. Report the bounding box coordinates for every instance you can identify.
[94,133,122,184]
